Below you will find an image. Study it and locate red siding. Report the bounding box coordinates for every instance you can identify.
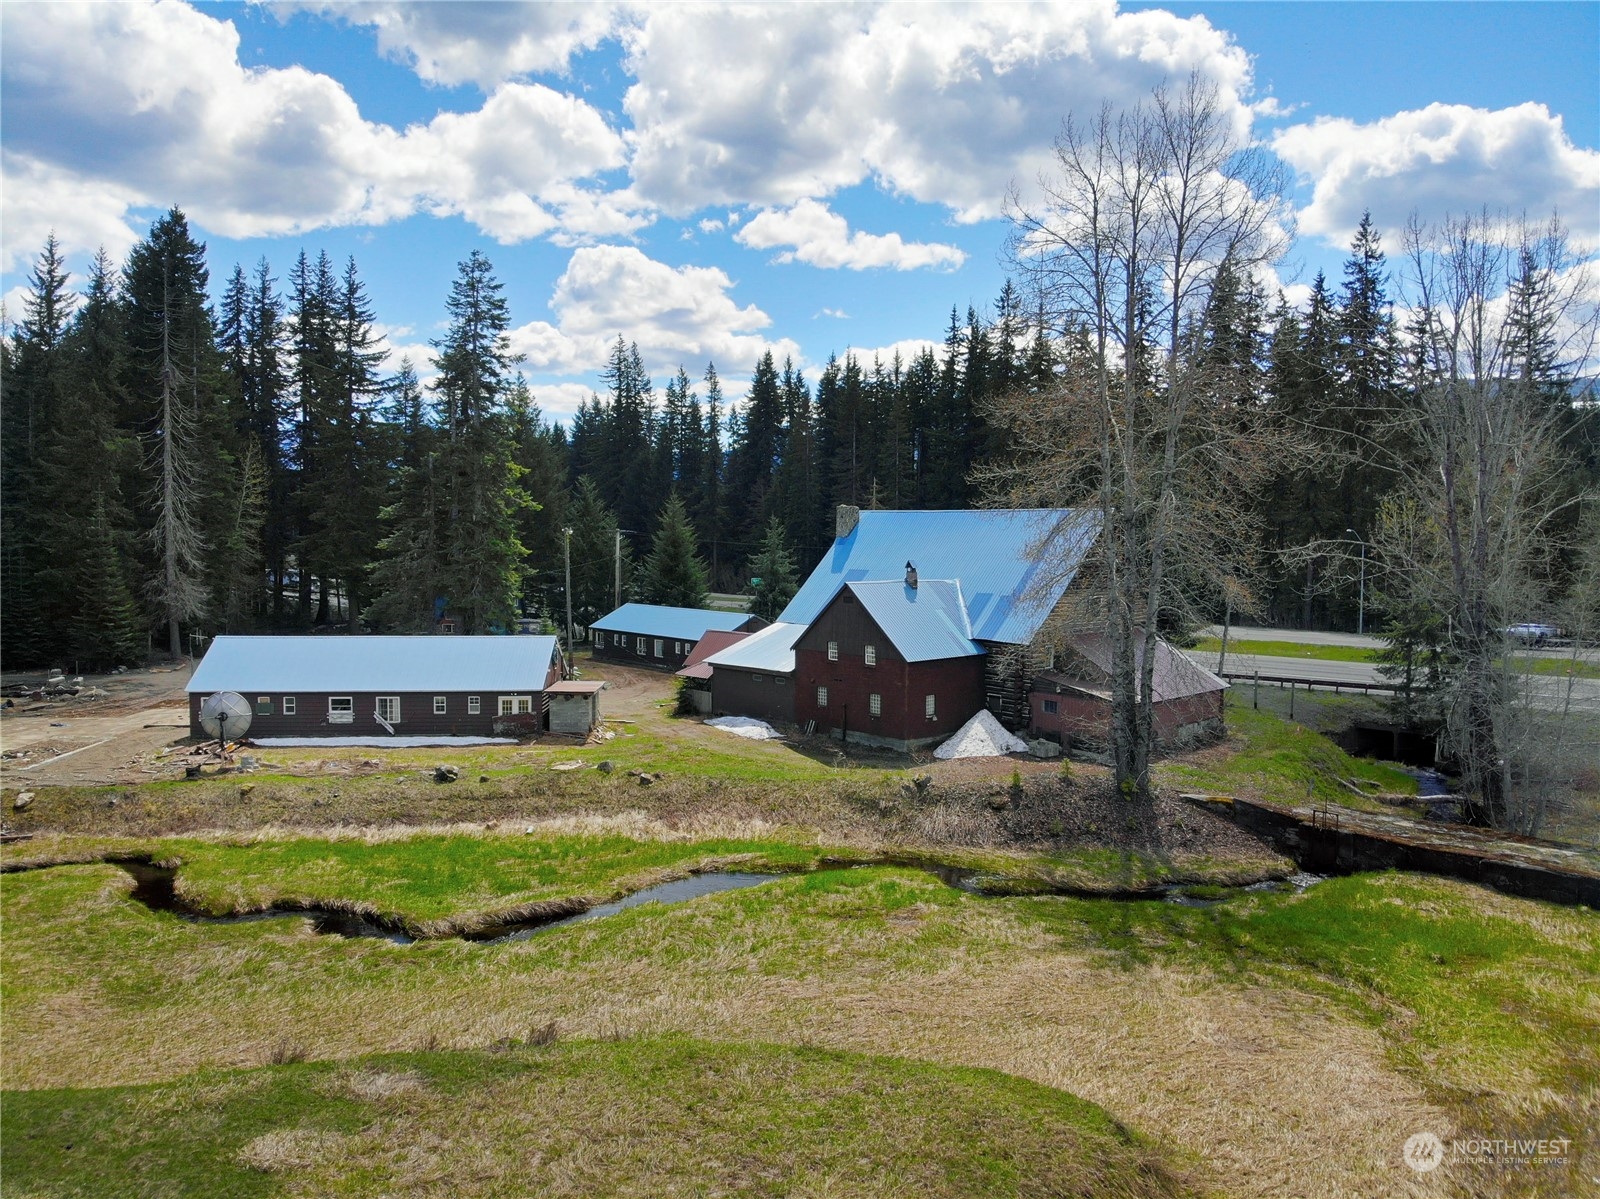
[792,594,986,749]
[1029,689,1223,746]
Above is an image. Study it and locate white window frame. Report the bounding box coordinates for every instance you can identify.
[328,696,354,724]
[925,694,937,721]
[256,695,273,715]
[468,696,481,715]
[635,637,646,656]
[433,696,447,715]
[498,695,534,716]
[282,696,296,716]
[376,696,401,724]
[827,640,838,661]
[817,686,829,708]
[869,692,882,717]
[864,644,877,666]
[595,631,606,649]
[654,638,664,658]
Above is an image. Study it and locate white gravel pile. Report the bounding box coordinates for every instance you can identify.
[705,716,782,740]
[933,710,1029,760]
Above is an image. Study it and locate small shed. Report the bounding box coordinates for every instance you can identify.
[1030,633,1227,749]
[546,680,606,735]
[675,630,752,714]
[591,603,766,670]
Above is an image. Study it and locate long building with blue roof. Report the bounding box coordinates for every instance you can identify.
[590,603,766,670]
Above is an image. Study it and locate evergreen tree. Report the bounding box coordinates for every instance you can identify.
[640,493,710,608]
[695,362,726,578]
[365,359,440,630]
[747,516,799,622]
[567,476,628,626]
[507,377,568,620]
[724,350,783,541]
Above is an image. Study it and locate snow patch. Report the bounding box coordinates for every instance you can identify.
[933,710,1029,760]
[251,736,518,747]
[705,716,782,741]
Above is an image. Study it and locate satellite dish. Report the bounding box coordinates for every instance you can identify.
[199,691,253,744]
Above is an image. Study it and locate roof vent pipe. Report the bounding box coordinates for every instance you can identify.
[905,561,918,590]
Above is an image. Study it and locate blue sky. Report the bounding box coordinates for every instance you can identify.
[3,1,1596,423]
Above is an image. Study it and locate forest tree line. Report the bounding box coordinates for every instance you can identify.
[2,205,1595,671]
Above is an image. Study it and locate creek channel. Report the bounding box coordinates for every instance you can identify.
[79,858,1326,945]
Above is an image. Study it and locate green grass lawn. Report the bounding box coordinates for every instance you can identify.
[0,1037,1192,1199]
[1157,697,1416,809]
[1193,637,1378,664]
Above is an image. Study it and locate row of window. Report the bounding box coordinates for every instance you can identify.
[595,632,690,658]
[252,695,534,723]
[826,641,877,666]
[814,688,937,720]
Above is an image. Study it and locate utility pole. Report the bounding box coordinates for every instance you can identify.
[563,526,574,662]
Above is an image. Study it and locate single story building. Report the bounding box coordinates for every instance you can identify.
[546,679,607,735]
[675,629,752,714]
[703,621,803,726]
[793,575,987,751]
[1029,633,1227,749]
[186,635,564,739]
[590,603,766,670]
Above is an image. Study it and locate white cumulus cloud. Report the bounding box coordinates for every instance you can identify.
[1273,102,1600,249]
[508,244,802,380]
[0,1,638,270]
[621,2,1254,220]
[283,1,624,87]
[735,200,965,271]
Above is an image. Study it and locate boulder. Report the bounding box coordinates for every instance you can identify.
[13,791,34,811]
[433,764,460,783]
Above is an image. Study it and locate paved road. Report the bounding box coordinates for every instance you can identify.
[1185,650,1600,714]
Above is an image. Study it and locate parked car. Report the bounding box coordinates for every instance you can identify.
[1504,622,1561,647]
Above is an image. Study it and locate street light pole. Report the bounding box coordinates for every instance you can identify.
[563,526,574,662]
[1345,527,1366,636]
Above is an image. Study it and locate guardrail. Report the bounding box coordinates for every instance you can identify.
[1217,671,1403,696]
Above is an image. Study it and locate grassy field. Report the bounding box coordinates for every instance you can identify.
[1,1036,1192,1199]
[4,839,1596,1197]
[1157,698,1417,809]
[1195,637,1379,664]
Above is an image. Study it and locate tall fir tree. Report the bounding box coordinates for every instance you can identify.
[747,517,799,622]
[639,493,709,608]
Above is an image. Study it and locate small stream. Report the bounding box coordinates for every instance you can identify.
[1407,768,1462,822]
[97,859,1324,942]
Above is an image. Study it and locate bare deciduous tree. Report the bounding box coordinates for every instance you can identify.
[983,75,1298,799]
[1381,210,1598,831]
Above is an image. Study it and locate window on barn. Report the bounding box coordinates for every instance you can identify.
[636,637,646,656]
[433,696,447,715]
[256,696,273,715]
[1042,699,1059,715]
[654,639,664,658]
[827,641,838,661]
[329,697,354,724]
[864,644,876,666]
[595,632,606,649]
[468,696,481,715]
[282,697,296,716]
[924,694,936,720]
[376,696,401,724]
[817,686,829,707]
[498,696,533,715]
[752,673,765,683]
[869,693,882,717]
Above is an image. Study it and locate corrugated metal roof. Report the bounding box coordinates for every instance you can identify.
[1052,632,1228,702]
[846,580,982,662]
[703,621,802,674]
[591,603,751,641]
[780,508,1099,644]
[187,635,560,694]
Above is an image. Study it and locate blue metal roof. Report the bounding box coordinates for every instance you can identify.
[703,622,803,674]
[780,509,1100,644]
[187,635,560,694]
[591,603,751,641]
[846,580,982,662]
